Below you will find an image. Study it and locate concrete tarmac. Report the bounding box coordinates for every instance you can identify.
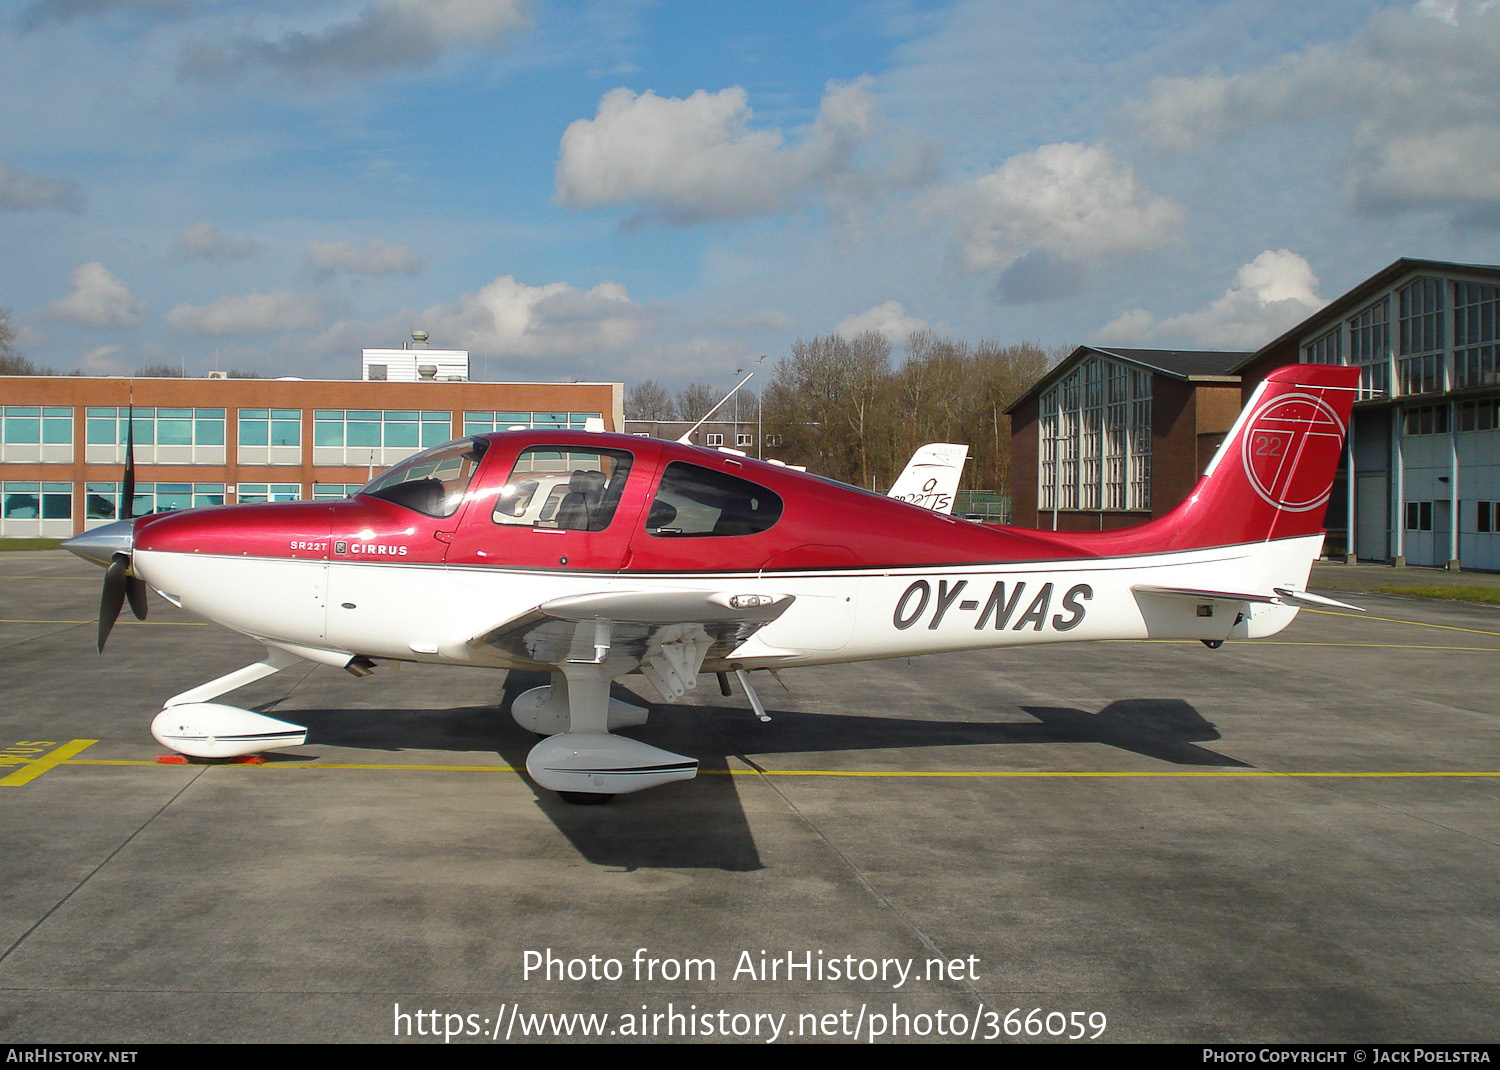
[2,550,1499,1044]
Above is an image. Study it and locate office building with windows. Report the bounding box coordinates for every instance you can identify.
[0,375,623,538]
[622,419,765,454]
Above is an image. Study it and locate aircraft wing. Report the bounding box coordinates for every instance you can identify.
[459,589,796,700]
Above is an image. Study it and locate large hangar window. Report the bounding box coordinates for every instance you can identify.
[1039,355,1151,513]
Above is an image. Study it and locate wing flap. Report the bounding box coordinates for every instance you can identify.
[459,589,795,674]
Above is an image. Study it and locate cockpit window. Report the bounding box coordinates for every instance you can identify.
[647,461,782,538]
[359,438,488,518]
[493,446,634,532]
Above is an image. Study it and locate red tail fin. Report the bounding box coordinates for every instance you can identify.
[1090,364,1360,554]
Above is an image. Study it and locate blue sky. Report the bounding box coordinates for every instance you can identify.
[2,0,1497,387]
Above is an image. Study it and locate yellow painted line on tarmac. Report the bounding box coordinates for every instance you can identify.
[1302,606,1500,638]
[1254,641,1500,650]
[0,619,96,624]
[1112,639,1500,651]
[66,759,525,773]
[0,619,207,626]
[48,757,1500,780]
[707,769,1500,779]
[0,740,98,786]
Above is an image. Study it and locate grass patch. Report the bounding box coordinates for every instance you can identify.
[1375,585,1500,606]
[0,538,64,551]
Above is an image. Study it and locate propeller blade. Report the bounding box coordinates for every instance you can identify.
[121,406,136,521]
[98,554,129,653]
[126,575,148,621]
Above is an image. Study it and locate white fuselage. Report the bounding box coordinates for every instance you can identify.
[135,533,1319,675]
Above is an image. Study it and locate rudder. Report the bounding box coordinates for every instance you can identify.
[1089,364,1360,555]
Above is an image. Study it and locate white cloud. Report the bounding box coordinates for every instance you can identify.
[77,345,125,375]
[305,239,421,277]
[1096,250,1326,350]
[182,0,530,82]
[928,142,1184,300]
[413,275,651,359]
[174,222,260,261]
[45,263,144,327]
[0,160,82,212]
[835,300,929,343]
[308,274,653,367]
[556,77,879,224]
[1348,124,1500,217]
[1129,2,1500,220]
[165,292,329,335]
[1414,0,1498,23]
[1094,308,1156,345]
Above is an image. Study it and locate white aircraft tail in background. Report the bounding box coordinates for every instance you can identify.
[887,443,969,514]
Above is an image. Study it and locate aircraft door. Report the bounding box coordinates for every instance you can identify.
[444,438,662,573]
[325,438,492,656]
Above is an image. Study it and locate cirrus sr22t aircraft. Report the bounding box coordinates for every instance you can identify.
[65,364,1359,803]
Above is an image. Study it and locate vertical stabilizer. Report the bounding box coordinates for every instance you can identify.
[1084,364,1360,555]
[888,443,970,514]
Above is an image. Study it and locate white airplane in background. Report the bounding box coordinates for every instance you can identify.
[64,364,1360,803]
[886,442,969,514]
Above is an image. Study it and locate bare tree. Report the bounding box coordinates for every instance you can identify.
[135,363,186,377]
[964,339,1053,494]
[0,308,47,375]
[764,333,892,486]
[625,379,674,420]
[673,382,721,422]
[761,330,1056,492]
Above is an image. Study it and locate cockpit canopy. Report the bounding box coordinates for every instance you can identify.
[359,438,488,518]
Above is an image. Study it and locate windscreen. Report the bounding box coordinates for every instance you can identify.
[359,438,489,518]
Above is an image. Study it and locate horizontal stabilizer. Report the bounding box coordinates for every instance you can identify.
[1271,587,1364,612]
[1133,584,1362,612]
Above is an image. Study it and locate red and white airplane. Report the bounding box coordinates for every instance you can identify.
[64,364,1359,802]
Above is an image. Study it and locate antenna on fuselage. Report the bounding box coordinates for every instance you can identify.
[677,370,755,445]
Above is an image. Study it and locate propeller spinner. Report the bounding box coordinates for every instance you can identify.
[61,407,148,652]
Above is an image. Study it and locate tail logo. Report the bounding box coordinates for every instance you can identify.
[1240,392,1345,513]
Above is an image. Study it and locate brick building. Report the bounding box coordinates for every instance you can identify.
[0,375,623,538]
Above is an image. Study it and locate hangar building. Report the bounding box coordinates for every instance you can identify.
[1236,258,1500,571]
[1005,347,1248,532]
[1007,259,1500,571]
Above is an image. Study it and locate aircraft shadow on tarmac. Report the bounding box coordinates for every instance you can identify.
[265,670,1245,872]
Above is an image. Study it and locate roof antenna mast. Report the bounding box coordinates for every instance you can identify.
[677,370,756,445]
